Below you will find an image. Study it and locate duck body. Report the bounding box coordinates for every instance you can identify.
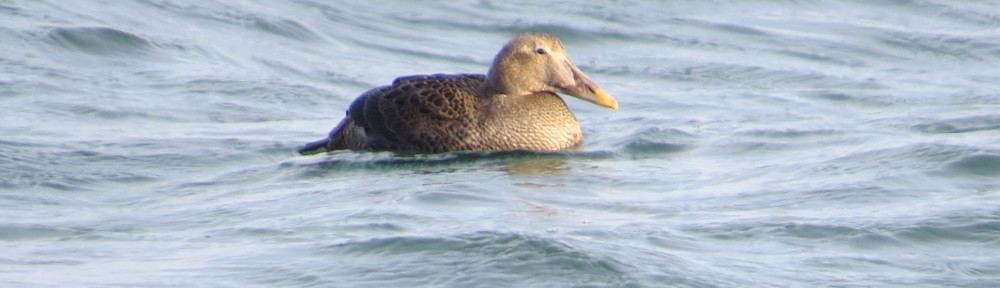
[300,33,616,155]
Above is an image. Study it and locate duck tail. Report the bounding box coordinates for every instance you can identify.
[298,138,330,155]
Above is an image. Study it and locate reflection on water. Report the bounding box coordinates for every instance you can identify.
[517,199,563,216]
[502,158,570,176]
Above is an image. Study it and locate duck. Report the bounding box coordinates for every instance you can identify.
[299,32,617,155]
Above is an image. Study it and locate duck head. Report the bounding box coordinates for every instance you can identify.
[486,33,618,110]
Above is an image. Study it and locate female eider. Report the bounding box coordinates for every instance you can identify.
[300,33,617,154]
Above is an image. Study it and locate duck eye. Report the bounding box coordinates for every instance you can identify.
[535,48,547,55]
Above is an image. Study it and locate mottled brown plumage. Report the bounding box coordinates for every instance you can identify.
[300,33,617,154]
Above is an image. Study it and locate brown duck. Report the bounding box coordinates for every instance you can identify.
[299,33,618,155]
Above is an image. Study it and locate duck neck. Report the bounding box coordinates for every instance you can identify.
[481,44,539,98]
[482,62,514,97]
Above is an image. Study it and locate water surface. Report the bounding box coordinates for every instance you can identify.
[2,0,999,287]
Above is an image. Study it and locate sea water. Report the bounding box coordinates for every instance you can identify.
[2,1,999,287]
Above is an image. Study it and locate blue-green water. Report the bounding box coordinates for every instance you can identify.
[2,0,999,287]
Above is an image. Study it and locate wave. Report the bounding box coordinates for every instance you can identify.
[45,26,154,56]
[286,149,615,172]
[913,115,1000,134]
[319,231,635,287]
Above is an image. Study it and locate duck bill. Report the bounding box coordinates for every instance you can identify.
[558,60,619,110]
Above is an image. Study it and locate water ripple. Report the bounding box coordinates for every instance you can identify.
[913,115,1000,134]
[321,231,635,287]
[943,154,1000,177]
[45,26,153,56]
[620,127,693,157]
